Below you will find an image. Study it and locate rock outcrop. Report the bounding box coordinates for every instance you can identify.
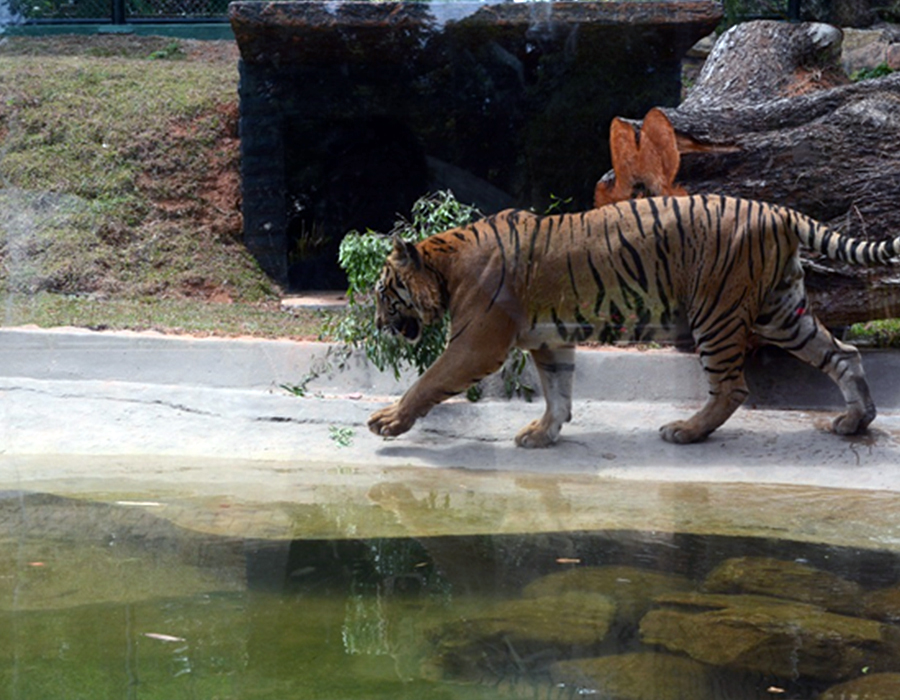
[640,591,900,681]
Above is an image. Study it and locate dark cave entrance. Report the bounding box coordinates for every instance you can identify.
[284,117,428,290]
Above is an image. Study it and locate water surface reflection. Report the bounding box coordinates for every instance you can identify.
[3,491,900,698]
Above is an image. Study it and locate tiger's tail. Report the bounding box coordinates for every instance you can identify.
[791,210,900,265]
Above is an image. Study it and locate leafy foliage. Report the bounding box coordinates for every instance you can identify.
[877,0,900,22]
[328,425,355,447]
[329,190,538,401]
[851,63,895,82]
[329,191,482,380]
[847,318,900,348]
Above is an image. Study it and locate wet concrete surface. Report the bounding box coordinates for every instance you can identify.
[1,327,899,547]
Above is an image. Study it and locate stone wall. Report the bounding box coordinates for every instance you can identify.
[231,1,721,288]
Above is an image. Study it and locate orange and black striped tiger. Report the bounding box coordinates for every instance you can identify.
[368,195,900,447]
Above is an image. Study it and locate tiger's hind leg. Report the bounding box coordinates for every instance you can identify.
[515,345,575,448]
[756,309,876,436]
[659,329,751,444]
[753,253,875,435]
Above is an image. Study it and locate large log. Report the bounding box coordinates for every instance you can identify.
[663,20,900,328]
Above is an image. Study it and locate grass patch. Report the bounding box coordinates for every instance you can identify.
[846,318,900,349]
[0,292,338,340]
[850,62,895,82]
[0,38,289,336]
[1,56,227,208]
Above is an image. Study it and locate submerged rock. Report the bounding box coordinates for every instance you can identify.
[702,556,863,615]
[864,587,900,623]
[551,652,770,700]
[425,592,616,681]
[820,672,900,700]
[523,565,694,628]
[640,592,900,681]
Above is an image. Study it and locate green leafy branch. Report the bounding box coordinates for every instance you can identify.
[293,190,536,406]
[327,191,482,380]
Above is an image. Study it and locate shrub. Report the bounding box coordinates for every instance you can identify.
[329,191,482,380]
[851,63,895,82]
[322,189,536,402]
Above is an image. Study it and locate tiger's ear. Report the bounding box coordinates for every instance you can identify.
[391,234,422,270]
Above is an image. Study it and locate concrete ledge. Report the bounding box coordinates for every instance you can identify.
[0,326,396,393]
[2,327,899,409]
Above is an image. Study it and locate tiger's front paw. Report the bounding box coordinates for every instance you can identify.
[659,420,709,444]
[515,419,559,448]
[368,403,416,438]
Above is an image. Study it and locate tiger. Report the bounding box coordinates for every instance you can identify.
[367,194,900,447]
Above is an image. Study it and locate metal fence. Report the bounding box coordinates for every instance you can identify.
[6,0,877,30]
[8,0,229,22]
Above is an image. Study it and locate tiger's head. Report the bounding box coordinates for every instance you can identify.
[374,236,445,344]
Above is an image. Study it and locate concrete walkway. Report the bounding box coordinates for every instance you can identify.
[1,326,899,547]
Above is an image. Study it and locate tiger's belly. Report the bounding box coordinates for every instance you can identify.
[517,298,682,349]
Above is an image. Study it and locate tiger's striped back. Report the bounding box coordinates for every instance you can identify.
[411,194,900,348]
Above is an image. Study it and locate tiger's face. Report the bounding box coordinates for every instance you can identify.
[374,235,446,344]
[374,263,425,344]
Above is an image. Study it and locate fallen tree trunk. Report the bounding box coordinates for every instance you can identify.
[662,20,900,328]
